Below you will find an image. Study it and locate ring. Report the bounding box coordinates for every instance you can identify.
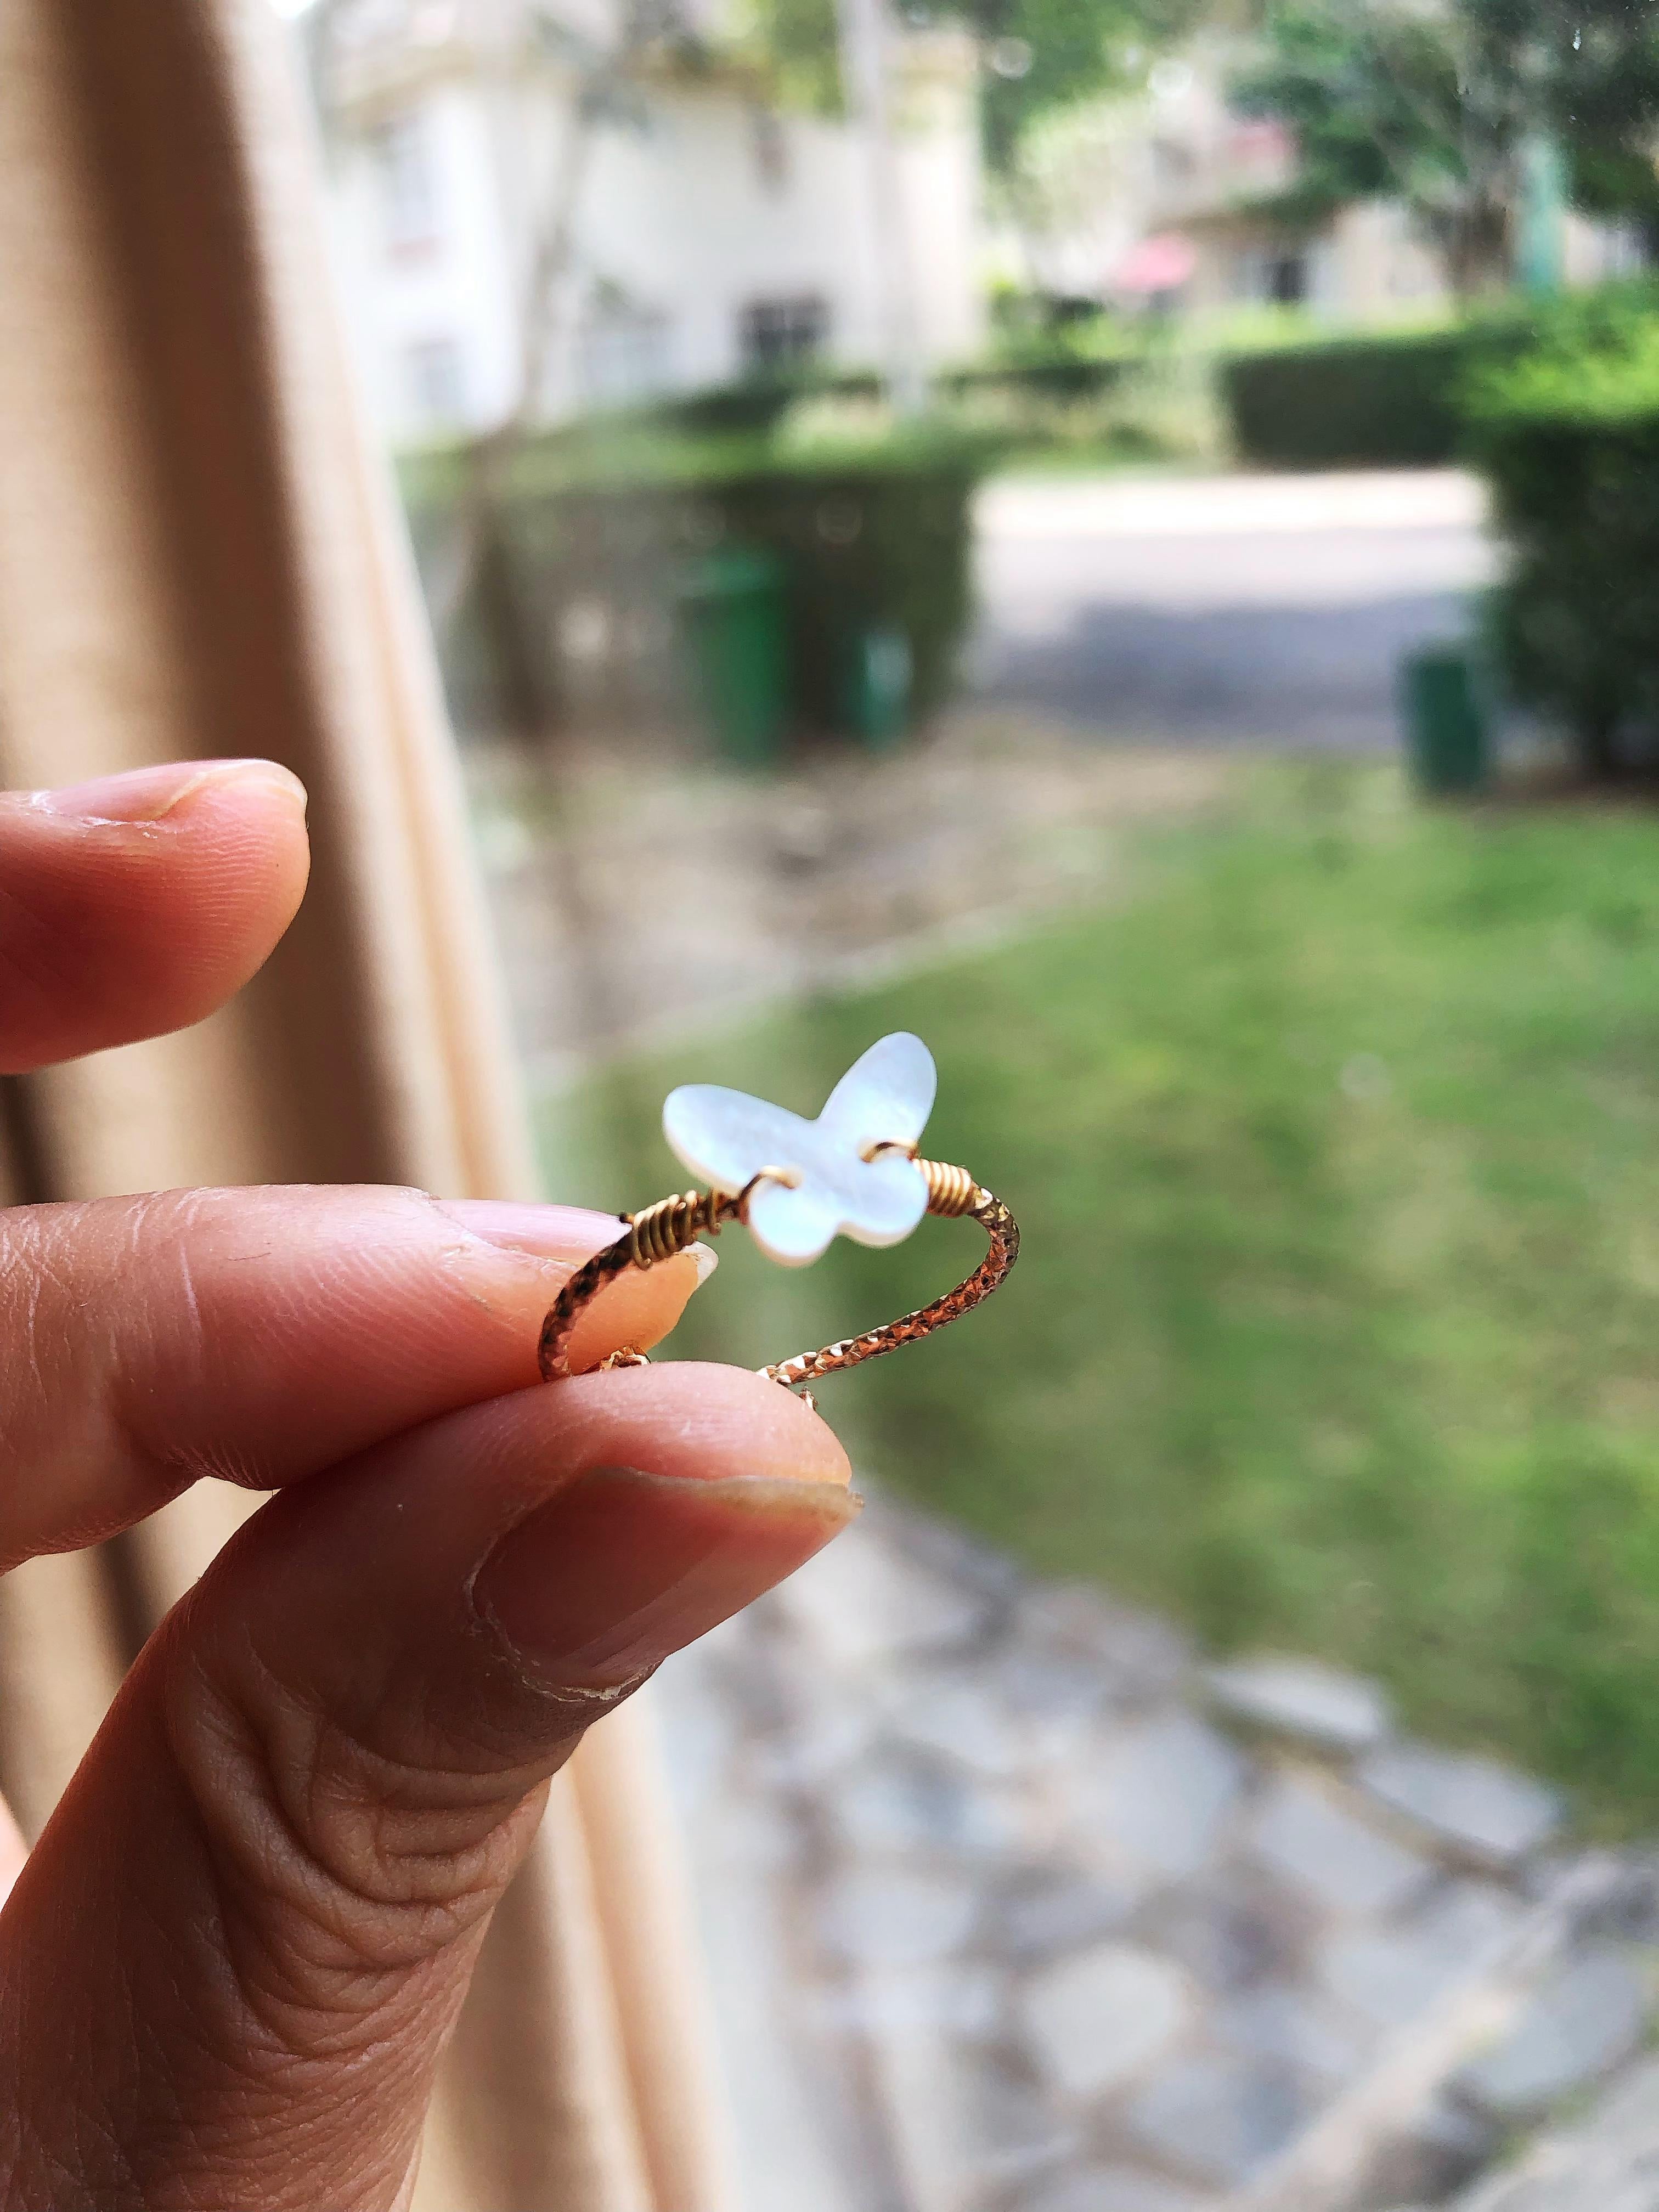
[538,1032,1019,1397]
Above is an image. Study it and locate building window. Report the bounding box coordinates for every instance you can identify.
[748,104,791,196]
[1265,250,1307,305]
[405,335,466,424]
[1234,245,1308,306]
[738,295,828,373]
[375,110,439,251]
[579,303,673,405]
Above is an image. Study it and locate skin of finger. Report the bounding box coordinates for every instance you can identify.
[0,1802,25,1909]
[0,1365,850,2212]
[0,1184,705,1567]
[0,768,311,1073]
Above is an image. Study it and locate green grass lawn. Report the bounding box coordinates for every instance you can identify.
[538,760,1659,1823]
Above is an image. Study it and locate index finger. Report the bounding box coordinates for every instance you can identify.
[0,758,310,1072]
[0,1184,712,1568]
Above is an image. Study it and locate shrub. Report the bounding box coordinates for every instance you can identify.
[1466,304,1659,774]
[940,354,1130,403]
[988,285,1111,335]
[646,347,1132,423]
[714,447,983,729]
[403,423,991,741]
[649,365,882,436]
[1220,317,1531,467]
[940,319,1139,407]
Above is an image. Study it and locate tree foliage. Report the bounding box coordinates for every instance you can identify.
[968,0,1201,174]
[733,0,1204,171]
[1233,0,1659,295]
[729,0,844,115]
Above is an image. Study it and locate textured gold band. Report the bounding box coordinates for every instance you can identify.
[537,1160,1019,1392]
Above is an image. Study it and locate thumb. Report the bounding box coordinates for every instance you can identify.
[0,1364,853,2212]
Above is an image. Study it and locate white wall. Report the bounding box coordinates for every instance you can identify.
[574,97,878,393]
[329,82,528,439]
[1323,201,1446,317]
[326,43,985,441]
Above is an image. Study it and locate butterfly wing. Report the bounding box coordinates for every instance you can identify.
[664,1084,842,1266]
[745,1138,924,1263]
[663,1035,937,1268]
[818,1031,937,1155]
[744,1175,845,1267]
[812,1031,933,1252]
[662,1085,813,1198]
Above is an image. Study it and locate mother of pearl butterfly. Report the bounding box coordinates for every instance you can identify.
[662,1032,936,1266]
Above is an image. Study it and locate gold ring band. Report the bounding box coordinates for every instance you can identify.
[538,1162,1019,1393]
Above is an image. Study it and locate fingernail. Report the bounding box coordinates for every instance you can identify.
[435,1197,628,1260]
[29,758,307,826]
[436,1198,718,1284]
[473,1466,855,1686]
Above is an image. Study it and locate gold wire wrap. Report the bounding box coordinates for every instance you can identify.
[536,1160,1018,1387]
[626,1189,727,1267]
[918,1158,978,1216]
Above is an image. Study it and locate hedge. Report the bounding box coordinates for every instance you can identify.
[1220,318,1532,469]
[649,366,882,436]
[633,351,1130,429]
[1466,311,1659,774]
[940,353,1130,403]
[403,427,990,742]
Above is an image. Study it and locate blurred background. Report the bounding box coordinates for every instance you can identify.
[280,1,1659,2203]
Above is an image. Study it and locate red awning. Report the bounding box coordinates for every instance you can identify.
[1114,233,1198,294]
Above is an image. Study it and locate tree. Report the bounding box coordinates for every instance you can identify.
[1232,0,1659,297]
[727,0,843,116]
[735,0,1204,173]
[970,0,1202,174]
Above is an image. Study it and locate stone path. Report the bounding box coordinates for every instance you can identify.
[1445,2053,1659,2211]
[652,1494,1659,2212]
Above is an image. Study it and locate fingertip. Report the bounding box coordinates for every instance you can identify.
[473,1463,858,1688]
[436,1201,715,1373]
[0,758,312,1069]
[539,1359,855,1491]
[156,760,311,926]
[0,1793,27,1905]
[563,1246,712,1369]
[24,756,307,830]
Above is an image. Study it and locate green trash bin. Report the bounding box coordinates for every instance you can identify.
[1399,646,1489,794]
[842,624,913,749]
[678,548,789,766]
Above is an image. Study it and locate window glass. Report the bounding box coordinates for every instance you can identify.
[375,109,440,250]
[285,0,1659,2201]
[404,333,467,421]
[738,292,830,370]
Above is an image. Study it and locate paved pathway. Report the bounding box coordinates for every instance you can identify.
[969,472,1497,752]
[653,1494,1659,2212]
[1448,2056,1659,2210]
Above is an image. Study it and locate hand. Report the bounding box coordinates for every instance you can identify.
[0,759,855,2210]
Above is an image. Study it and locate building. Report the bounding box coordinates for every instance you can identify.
[307,0,985,443]
[1009,31,1643,323]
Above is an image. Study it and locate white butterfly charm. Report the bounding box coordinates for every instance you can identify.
[663,1032,936,1266]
